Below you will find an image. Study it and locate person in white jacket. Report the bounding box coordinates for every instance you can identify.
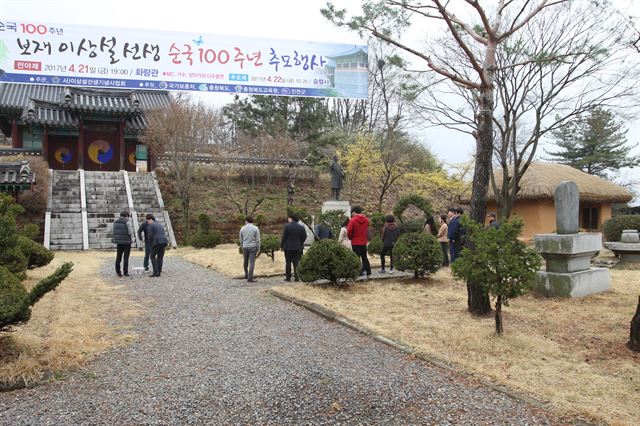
[338,218,351,249]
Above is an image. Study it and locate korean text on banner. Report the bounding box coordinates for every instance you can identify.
[0,20,368,99]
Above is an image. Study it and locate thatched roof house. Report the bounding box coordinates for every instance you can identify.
[468,162,633,239]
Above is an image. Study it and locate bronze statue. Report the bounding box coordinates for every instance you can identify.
[329,155,344,200]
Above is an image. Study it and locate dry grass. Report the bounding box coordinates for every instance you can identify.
[273,266,640,425]
[179,244,383,278]
[0,251,143,386]
[179,244,286,277]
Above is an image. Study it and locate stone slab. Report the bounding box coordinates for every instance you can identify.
[554,181,579,234]
[534,268,610,298]
[534,232,602,255]
[321,200,351,217]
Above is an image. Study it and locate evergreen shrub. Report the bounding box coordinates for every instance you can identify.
[0,262,73,333]
[603,215,640,241]
[190,231,221,248]
[394,232,441,278]
[17,236,53,268]
[21,224,40,241]
[189,213,221,248]
[368,235,383,256]
[451,217,541,334]
[0,266,28,331]
[260,234,280,261]
[298,239,360,286]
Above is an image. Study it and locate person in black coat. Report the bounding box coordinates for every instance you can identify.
[280,213,307,282]
[137,217,154,272]
[112,210,134,277]
[146,213,169,277]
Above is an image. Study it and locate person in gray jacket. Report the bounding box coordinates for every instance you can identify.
[146,213,168,277]
[239,216,261,282]
[112,210,134,277]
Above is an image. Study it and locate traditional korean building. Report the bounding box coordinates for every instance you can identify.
[326,46,368,99]
[465,162,633,240]
[0,83,171,172]
[0,160,35,197]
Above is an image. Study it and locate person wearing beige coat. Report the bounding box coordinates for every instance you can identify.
[437,214,449,267]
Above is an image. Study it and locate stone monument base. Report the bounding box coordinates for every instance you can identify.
[534,268,610,298]
[321,200,351,217]
[604,242,640,263]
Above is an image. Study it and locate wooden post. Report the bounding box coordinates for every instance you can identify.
[11,120,22,148]
[42,126,49,162]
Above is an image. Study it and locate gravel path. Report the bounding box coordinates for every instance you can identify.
[0,256,562,425]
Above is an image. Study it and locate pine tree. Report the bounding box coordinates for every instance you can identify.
[546,108,638,177]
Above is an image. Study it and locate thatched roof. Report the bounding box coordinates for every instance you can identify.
[463,162,633,204]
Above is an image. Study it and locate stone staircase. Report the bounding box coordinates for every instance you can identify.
[48,171,83,250]
[45,169,176,250]
[85,171,131,249]
[128,172,172,243]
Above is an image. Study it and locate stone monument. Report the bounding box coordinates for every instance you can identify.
[323,155,350,217]
[533,181,610,297]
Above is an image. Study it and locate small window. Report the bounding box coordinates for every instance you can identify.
[580,207,599,231]
[135,144,148,160]
[22,127,43,149]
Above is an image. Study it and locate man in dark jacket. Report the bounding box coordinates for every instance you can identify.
[137,217,154,272]
[447,207,464,263]
[347,205,371,277]
[146,214,168,277]
[281,214,307,282]
[112,210,134,277]
[380,215,400,273]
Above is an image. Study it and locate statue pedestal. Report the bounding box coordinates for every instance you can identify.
[533,232,610,297]
[322,200,351,217]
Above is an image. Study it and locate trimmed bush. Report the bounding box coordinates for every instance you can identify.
[298,239,360,286]
[394,232,441,278]
[0,266,29,331]
[17,236,53,268]
[0,247,27,279]
[603,215,640,242]
[393,194,433,225]
[190,231,222,248]
[369,212,386,234]
[368,235,383,257]
[21,224,40,241]
[1,262,73,333]
[190,213,221,248]
[260,234,280,261]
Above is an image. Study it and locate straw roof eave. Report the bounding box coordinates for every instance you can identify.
[460,162,633,205]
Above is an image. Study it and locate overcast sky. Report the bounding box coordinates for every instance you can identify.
[3,0,639,194]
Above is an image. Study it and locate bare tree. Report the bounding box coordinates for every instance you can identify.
[324,0,569,314]
[220,132,300,217]
[143,97,223,242]
[412,3,639,219]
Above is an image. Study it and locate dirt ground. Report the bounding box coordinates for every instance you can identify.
[272,265,640,425]
[0,251,143,386]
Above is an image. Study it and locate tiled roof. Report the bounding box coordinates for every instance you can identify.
[0,83,171,113]
[21,100,149,130]
[0,160,35,187]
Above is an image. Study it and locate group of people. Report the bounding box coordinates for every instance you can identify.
[234,205,503,284]
[112,211,168,278]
